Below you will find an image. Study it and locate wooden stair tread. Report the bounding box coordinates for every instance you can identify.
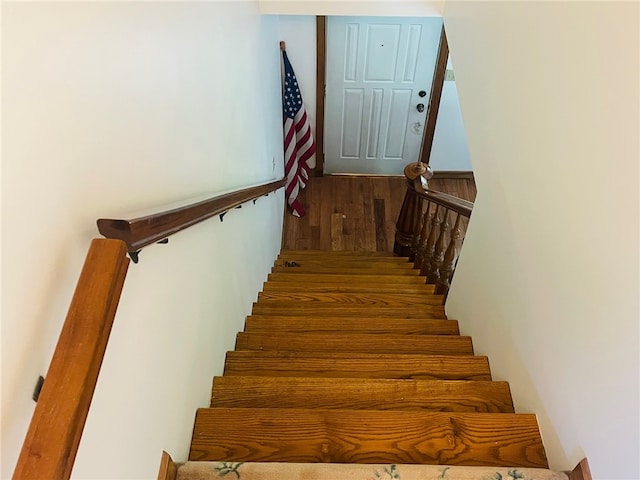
[271,266,421,275]
[267,272,428,284]
[210,376,514,413]
[189,408,547,468]
[244,316,460,335]
[280,250,400,258]
[262,282,436,294]
[274,258,413,268]
[251,304,446,318]
[235,332,473,355]
[277,255,411,264]
[223,351,492,381]
[257,291,444,306]
[186,248,548,470]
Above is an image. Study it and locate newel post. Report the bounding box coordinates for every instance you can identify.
[394,162,433,257]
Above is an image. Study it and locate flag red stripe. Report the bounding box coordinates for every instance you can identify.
[282,51,316,218]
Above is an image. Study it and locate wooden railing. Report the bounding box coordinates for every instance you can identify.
[13,178,285,480]
[97,177,286,261]
[13,239,130,480]
[394,172,473,299]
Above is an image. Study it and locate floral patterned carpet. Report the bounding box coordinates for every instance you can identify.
[176,462,569,480]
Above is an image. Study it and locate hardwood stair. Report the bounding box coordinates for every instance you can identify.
[223,351,493,380]
[209,376,515,412]
[244,316,459,334]
[235,332,473,355]
[187,250,549,469]
[190,408,546,465]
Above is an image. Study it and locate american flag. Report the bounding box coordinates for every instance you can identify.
[282,49,316,217]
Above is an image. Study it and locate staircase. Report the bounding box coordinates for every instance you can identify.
[180,250,558,479]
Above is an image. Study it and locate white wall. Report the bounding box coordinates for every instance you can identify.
[262,1,443,17]
[444,2,639,479]
[1,2,284,479]
[279,16,318,132]
[429,58,473,171]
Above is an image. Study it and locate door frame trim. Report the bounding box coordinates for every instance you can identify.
[315,16,448,174]
[419,25,448,165]
[315,16,327,176]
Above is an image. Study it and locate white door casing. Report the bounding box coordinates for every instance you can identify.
[325,16,443,175]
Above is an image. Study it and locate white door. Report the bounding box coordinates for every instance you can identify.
[325,17,442,175]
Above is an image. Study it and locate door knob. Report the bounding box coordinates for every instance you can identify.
[416,103,425,113]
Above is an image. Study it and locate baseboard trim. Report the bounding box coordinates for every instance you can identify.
[566,458,592,480]
[323,171,474,180]
[432,171,474,180]
[325,173,404,178]
[157,451,178,480]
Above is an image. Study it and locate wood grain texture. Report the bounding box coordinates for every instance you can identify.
[157,451,177,480]
[315,15,326,176]
[271,265,421,275]
[282,176,406,252]
[190,408,547,468]
[261,282,436,294]
[235,332,473,355]
[282,176,476,253]
[250,304,446,319]
[223,351,492,381]
[394,178,424,257]
[278,253,412,264]
[413,184,473,218]
[431,171,474,180]
[210,377,514,413]
[420,25,449,165]
[244,316,459,335]
[13,239,129,480]
[97,178,285,252]
[281,249,397,257]
[567,458,592,480]
[257,292,444,306]
[267,272,428,284]
[274,257,416,269]
[330,213,344,250]
[186,249,549,469]
[374,198,387,252]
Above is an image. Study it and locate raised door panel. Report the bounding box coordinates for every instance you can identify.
[325,17,443,174]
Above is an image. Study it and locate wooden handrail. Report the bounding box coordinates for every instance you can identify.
[13,239,129,480]
[411,178,473,218]
[14,179,285,479]
[395,169,474,300]
[395,176,474,258]
[97,177,286,255]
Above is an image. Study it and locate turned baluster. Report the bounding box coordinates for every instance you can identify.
[393,163,433,257]
[410,198,427,261]
[427,208,451,285]
[413,201,432,269]
[436,213,462,296]
[420,205,441,278]
[394,188,422,258]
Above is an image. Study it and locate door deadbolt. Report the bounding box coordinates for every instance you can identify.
[418,90,427,97]
[416,103,425,113]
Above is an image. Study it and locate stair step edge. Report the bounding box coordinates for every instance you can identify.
[190,408,547,468]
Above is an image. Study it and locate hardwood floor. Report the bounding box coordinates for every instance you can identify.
[282,175,477,253]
